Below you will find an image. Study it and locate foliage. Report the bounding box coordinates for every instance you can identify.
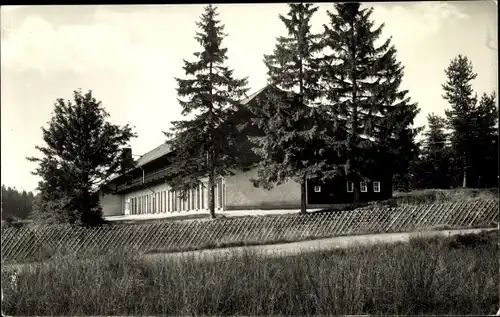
[319,2,421,197]
[472,92,498,188]
[1,185,35,220]
[412,113,454,189]
[442,55,498,188]
[27,90,136,226]
[165,4,249,218]
[252,3,325,213]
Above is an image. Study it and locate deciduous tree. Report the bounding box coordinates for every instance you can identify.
[27,90,136,225]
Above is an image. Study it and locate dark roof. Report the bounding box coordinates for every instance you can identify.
[240,86,269,105]
[107,86,271,184]
[136,85,271,166]
[136,142,172,168]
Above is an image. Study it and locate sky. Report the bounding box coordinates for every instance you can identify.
[1,2,498,192]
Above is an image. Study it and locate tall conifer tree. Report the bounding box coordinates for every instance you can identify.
[442,55,487,188]
[165,5,249,218]
[250,3,324,214]
[415,113,453,188]
[474,92,498,187]
[319,2,420,200]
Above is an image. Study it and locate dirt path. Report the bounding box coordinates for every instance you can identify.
[145,227,497,262]
[3,227,496,273]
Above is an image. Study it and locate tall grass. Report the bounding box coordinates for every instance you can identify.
[393,187,498,205]
[2,232,498,315]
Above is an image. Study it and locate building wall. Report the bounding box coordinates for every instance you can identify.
[100,191,123,217]
[224,168,301,210]
[103,177,227,216]
[307,176,393,205]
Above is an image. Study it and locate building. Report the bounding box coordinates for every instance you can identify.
[100,86,392,217]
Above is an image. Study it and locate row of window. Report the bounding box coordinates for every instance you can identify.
[313,181,381,194]
[126,179,225,215]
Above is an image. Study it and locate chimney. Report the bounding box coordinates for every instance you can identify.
[120,147,133,174]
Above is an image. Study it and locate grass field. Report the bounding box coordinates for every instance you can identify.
[2,230,498,315]
[392,187,498,205]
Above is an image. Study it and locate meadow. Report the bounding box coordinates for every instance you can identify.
[2,230,498,315]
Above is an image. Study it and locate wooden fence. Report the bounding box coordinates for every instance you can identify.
[1,199,498,263]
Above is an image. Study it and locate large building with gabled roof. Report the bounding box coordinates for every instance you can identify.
[99,86,392,217]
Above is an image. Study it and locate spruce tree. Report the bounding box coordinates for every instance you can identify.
[416,113,453,188]
[472,92,498,187]
[442,55,482,187]
[165,5,249,219]
[319,2,421,201]
[27,90,136,225]
[251,3,324,214]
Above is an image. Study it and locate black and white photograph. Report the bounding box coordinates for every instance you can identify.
[1,1,499,315]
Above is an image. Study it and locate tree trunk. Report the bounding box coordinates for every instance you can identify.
[462,155,467,188]
[208,149,216,219]
[208,59,216,219]
[298,8,307,216]
[353,182,360,205]
[300,175,307,214]
[349,18,359,206]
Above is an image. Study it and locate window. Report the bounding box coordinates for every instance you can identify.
[152,194,156,213]
[201,184,205,209]
[197,186,201,210]
[219,178,224,209]
[314,186,321,193]
[192,188,196,210]
[222,183,225,210]
[161,192,164,212]
[373,181,381,193]
[215,182,218,209]
[162,191,166,213]
[168,191,171,212]
[125,199,130,214]
[174,191,178,212]
[188,190,192,211]
[167,191,171,212]
[159,192,163,213]
[219,179,223,209]
[160,191,163,212]
[360,181,367,193]
[164,191,167,212]
[346,181,354,193]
